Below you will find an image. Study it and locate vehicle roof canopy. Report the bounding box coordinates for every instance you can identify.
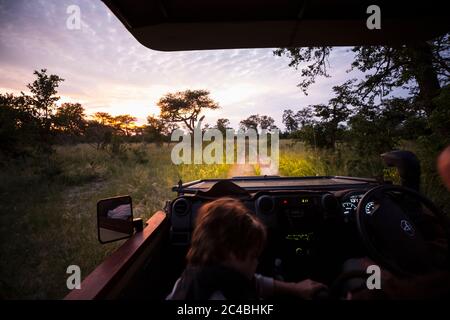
[102,0,449,51]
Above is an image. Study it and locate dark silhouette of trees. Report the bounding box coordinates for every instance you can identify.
[0,70,65,159]
[282,110,298,134]
[113,115,137,136]
[54,103,86,137]
[277,36,449,160]
[93,112,114,126]
[27,69,64,152]
[214,118,231,135]
[85,112,139,150]
[0,93,38,158]
[239,114,260,131]
[295,107,314,128]
[84,120,114,150]
[158,89,219,134]
[274,34,449,120]
[259,115,277,131]
[240,114,277,132]
[145,115,178,144]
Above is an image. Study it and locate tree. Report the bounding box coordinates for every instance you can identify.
[215,118,231,135]
[273,47,332,95]
[26,69,64,130]
[158,89,219,133]
[54,103,86,136]
[282,107,316,136]
[20,69,64,154]
[0,93,38,158]
[282,109,298,133]
[287,83,352,149]
[348,100,403,157]
[295,107,314,128]
[93,112,114,126]
[313,83,352,149]
[259,115,277,131]
[240,114,278,132]
[1,69,67,158]
[350,44,443,116]
[113,114,137,136]
[0,94,20,157]
[239,114,260,131]
[84,120,114,150]
[86,112,116,149]
[146,115,171,144]
[274,34,449,116]
[427,85,450,147]
[201,123,211,135]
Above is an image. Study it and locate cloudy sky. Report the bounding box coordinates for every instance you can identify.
[0,0,361,128]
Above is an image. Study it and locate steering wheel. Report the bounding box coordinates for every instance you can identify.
[356,185,450,275]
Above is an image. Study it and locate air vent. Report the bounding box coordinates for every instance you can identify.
[257,195,275,215]
[172,198,190,216]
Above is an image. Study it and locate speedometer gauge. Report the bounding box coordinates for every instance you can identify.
[365,201,375,215]
[342,202,357,215]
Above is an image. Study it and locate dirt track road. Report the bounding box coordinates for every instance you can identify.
[227,163,255,178]
[227,156,279,178]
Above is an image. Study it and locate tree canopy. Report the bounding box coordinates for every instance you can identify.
[157,89,219,133]
[240,114,277,132]
[274,34,449,117]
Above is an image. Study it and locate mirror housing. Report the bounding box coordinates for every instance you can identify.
[381,150,421,192]
[97,196,135,244]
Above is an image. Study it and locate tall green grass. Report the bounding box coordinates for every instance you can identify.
[0,143,230,299]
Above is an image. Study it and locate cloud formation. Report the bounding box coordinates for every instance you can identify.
[0,0,358,128]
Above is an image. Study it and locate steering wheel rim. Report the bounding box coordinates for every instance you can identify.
[356,184,450,276]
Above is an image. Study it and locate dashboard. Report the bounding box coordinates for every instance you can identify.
[169,189,374,242]
[165,175,448,289]
[168,186,379,281]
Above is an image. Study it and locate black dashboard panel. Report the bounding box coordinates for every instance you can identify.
[169,187,376,245]
[168,177,383,281]
[173,176,379,194]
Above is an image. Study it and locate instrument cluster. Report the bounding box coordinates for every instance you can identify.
[340,192,376,218]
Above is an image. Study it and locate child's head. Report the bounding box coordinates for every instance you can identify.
[186,197,266,277]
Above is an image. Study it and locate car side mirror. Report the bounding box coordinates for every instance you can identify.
[97,195,137,244]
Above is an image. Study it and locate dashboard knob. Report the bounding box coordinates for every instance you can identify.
[256,195,275,215]
[321,194,339,213]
